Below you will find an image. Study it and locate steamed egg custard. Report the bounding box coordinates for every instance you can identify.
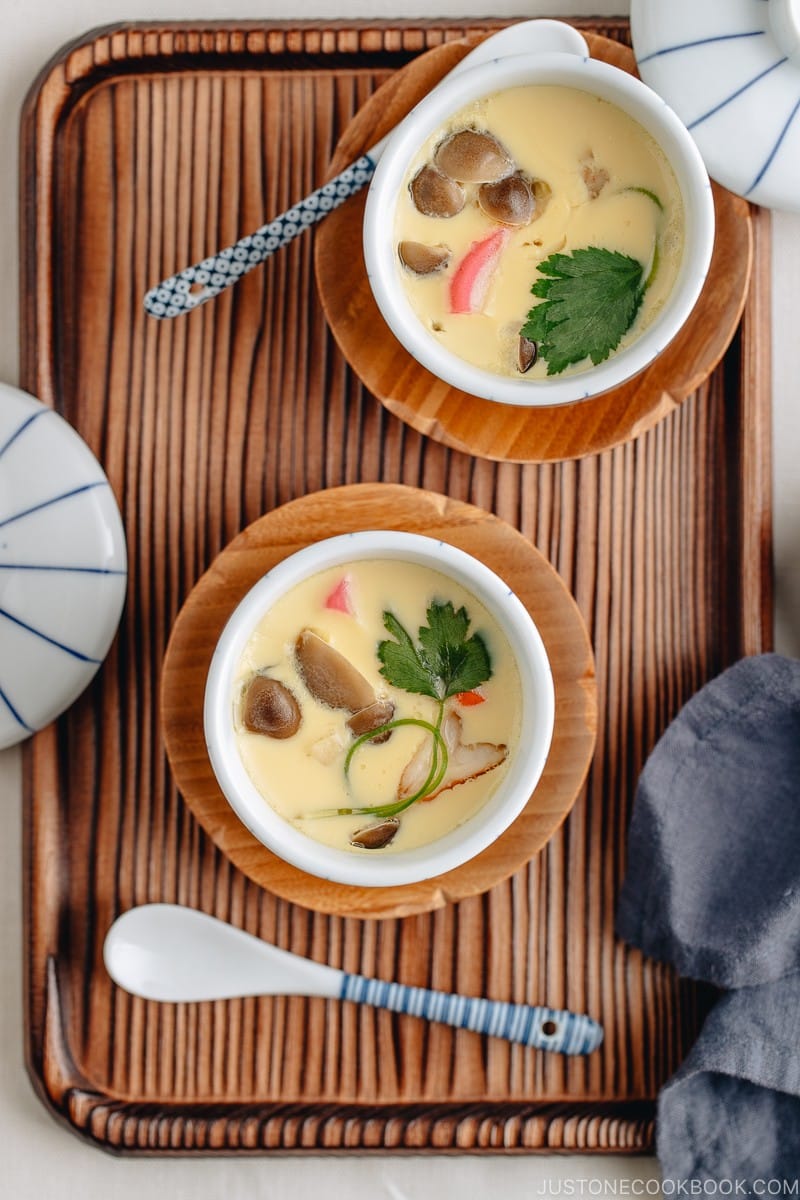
[395,85,684,379]
[233,560,522,855]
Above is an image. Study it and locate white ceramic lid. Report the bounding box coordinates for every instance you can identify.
[0,383,127,750]
[631,0,800,211]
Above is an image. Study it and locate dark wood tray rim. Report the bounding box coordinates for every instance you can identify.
[19,16,773,1156]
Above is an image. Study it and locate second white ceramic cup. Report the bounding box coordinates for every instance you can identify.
[363,25,715,408]
[203,532,555,888]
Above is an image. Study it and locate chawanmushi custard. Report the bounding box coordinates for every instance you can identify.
[395,84,684,379]
[233,560,522,856]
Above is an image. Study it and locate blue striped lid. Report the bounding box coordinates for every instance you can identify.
[0,384,127,749]
[631,0,800,211]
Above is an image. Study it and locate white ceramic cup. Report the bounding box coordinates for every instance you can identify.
[203,531,555,888]
[362,23,715,407]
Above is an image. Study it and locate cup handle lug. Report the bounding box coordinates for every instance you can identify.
[515,19,589,58]
[458,19,590,68]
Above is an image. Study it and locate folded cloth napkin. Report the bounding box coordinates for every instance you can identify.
[658,975,800,1180]
[616,653,800,1183]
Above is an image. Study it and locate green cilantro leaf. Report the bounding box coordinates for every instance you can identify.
[417,601,491,699]
[520,246,644,376]
[378,601,492,701]
[378,612,439,698]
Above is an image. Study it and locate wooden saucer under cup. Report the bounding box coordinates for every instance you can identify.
[160,484,597,919]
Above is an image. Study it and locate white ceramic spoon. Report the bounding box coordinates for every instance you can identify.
[143,19,588,319]
[104,904,603,1055]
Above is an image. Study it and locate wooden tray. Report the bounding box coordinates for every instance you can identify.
[161,484,597,919]
[20,18,772,1155]
[315,34,752,464]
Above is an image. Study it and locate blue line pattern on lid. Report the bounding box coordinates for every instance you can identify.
[688,57,789,130]
[0,392,128,750]
[746,93,800,193]
[0,684,32,733]
[339,972,603,1055]
[0,606,102,664]
[0,409,46,462]
[0,563,127,575]
[0,480,107,531]
[636,30,766,65]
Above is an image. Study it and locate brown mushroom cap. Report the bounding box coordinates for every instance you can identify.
[478,174,534,227]
[409,164,465,218]
[398,241,451,275]
[346,698,396,744]
[517,336,538,374]
[295,629,376,713]
[434,129,514,183]
[241,675,301,739]
[350,818,400,850]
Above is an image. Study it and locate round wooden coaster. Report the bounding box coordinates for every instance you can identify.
[314,33,752,464]
[161,484,596,919]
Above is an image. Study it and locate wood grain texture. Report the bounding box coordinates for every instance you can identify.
[315,33,753,463]
[161,483,597,919]
[19,18,772,1155]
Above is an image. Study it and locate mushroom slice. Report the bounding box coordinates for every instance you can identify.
[350,818,400,850]
[295,629,376,713]
[347,698,395,744]
[580,154,609,199]
[397,711,507,802]
[241,675,301,739]
[517,336,537,374]
[398,241,451,275]
[410,164,465,218]
[478,174,534,226]
[434,129,514,183]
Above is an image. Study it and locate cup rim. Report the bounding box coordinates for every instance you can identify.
[203,531,555,888]
[363,51,715,408]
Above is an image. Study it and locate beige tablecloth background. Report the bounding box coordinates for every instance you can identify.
[2,2,798,1195]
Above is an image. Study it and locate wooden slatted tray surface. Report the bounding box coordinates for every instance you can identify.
[20,18,772,1154]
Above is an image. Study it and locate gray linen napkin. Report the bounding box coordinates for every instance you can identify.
[658,975,800,1180]
[616,653,800,1183]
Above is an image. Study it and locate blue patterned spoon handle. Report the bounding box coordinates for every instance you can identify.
[340,973,603,1055]
[143,152,378,320]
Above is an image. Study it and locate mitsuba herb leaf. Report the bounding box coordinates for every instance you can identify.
[378,601,492,701]
[417,601,491,699]
[520,246,644,376]
[378,612,439,698]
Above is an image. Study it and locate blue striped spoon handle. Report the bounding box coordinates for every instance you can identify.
[143,151,381,319]
[340,972,603,1055]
